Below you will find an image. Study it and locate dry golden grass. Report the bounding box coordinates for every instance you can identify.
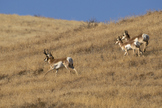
[0,11,162,108]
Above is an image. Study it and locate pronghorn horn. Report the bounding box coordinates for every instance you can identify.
[44,49,47,55]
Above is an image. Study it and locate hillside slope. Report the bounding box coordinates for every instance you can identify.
[0,11,162,108]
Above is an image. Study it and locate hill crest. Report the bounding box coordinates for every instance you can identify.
[0,11,162,108]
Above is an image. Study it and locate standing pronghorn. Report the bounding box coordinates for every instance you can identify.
[115,36,143,56]
[121,30,149,52]
[43,49,78,77]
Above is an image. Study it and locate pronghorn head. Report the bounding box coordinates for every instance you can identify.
[122,30,130,40]
[115,36,123,45]
[43,49,54,62]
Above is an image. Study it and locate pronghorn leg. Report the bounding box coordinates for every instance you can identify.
[64,62,78,75]
[124,50,128,56]
[139,48,143,55]
[136,47,143,56]
[124,52,127,56]
[73,68,78,75]
[143,41,147,52]
[64,65,71,74]
[137,48,140,56]
[133,49,135,56]
[44,69,54,77]
[143,41,148,52]
[146,41,148,46]
[126,50,128,56]
[55,69,58,76]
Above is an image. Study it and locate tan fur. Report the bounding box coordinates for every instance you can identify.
[115,37,142,56]
[122,31,149,52]
[48,58,67,65]
[44,49,78,77]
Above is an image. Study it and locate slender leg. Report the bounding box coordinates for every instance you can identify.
[73,68,78,75]
[144,41,148,52]
[64,63,78,75]
[124,52,127,56]
[124,49,128,56]
[133,49,135,56]
[139,48,143,55]
[55,69,58,76]
[137,48,140,56]
[44,69,54,77]
[143,41,146,52]
[127,50,129,56]
[64,65,71,74]
[146,41,148,46]
[126,50,128,56]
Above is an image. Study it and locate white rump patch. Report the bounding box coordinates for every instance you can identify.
[67,57,73,64]
[142,34,149,41]
[134,41,140,47]
[67,57,74,68]
[125,44,132,50]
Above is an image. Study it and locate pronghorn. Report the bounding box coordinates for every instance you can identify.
[43,49,78,77]
[121,30,149,52]
[115,36,142,56]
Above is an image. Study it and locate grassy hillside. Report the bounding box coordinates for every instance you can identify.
[0,11,162,108]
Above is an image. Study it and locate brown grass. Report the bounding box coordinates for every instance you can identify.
[0,11,162,108]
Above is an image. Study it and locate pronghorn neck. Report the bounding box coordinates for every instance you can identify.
[126,38,130,41]
[118,40,123,47]
[118,41,125,51]
[47,58,55,64]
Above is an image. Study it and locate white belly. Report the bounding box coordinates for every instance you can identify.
[53,61,64,69]
[125,44,132,50]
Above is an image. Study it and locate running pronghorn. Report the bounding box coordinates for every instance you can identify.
[43,49,78,77]
[115,36,143,56]
[121,30,149,52]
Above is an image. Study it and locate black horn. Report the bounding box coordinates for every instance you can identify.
[44,49,47,55]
